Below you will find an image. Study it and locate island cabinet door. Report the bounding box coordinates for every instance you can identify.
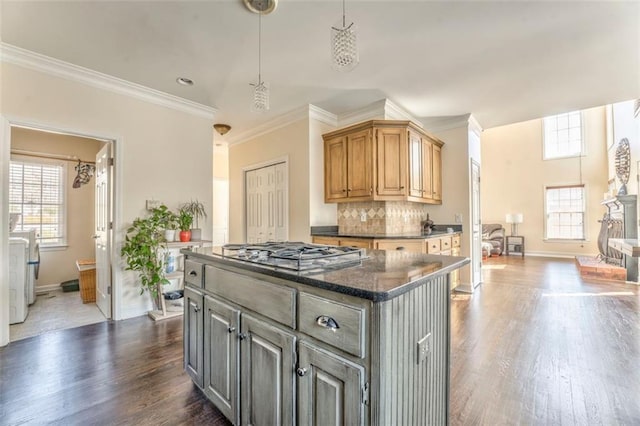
[297,340,365,426]
[240,313,296,426]
[204,295,240,425]
[184,287,204,388]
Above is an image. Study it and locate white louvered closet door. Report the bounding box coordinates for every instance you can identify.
[245,162,287,243]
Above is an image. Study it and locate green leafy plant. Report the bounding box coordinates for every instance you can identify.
[180,200,207,229]
[120,210,169,309]
[177,208,194,232]
[153,204,179,231]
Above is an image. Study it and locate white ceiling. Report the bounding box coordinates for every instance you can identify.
[1,0,638,138]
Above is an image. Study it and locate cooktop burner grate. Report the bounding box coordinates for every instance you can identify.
[221,242,365,271]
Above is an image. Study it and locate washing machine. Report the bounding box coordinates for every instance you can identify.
[10,230,39,304]
[9,237,29,324]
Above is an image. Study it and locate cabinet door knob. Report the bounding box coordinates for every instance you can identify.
[228,326,236,333]
[400,186,405,189]
[296,367,308,377]
[342,189,346,192]
[238,332,248,340]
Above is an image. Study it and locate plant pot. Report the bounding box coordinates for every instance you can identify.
[179,230,192,242]
[164,229,176,242]
[190,228,202,241]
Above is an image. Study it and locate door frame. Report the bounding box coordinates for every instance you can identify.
[0,114,122,345]
[241,156,289,243]
[470,159,482,289]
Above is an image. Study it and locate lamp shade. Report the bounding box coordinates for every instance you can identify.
[506,213,523,224]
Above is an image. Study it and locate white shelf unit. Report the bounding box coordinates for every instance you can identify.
[148,240,212,321]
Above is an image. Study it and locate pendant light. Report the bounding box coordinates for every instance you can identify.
[331,0,359,71]
[250,7,269,112]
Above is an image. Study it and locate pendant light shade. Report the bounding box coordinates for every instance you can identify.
[331,0,358,71]
[250,10,269,112]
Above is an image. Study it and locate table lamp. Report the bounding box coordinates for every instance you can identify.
[506,213,523,236]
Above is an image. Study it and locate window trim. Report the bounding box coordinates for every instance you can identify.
[543,183,588,242]
[9,154,68,247]
[542,111,586,160]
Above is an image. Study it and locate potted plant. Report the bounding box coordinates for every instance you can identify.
[178,208,194,242]
[180,199,207,241]
[120,212,169,311]
[152,204,179,242]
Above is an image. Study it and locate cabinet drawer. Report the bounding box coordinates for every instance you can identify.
[452,234,461,248]
[339,238,373,249]
[298,293,365,358]
[184,260,204,287]
[205,265,296,329]
[440,236,452,252]
[375,239,424,253]
[312,236,340,246]
[426,238,441,254]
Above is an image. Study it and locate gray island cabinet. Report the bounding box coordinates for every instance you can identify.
[182,247,469,425]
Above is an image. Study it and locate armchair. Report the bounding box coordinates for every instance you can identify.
[482,224,505,256]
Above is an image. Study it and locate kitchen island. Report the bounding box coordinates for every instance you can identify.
[182,244,469,425]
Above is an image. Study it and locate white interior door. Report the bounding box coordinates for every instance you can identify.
[471,160,482,288]
[245,162,288,243]
[95,143,112,318]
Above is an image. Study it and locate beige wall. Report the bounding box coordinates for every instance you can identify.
[309,117,337,226]
[1,62,213,321]
[481,106,608,257]
[11,127,103,288]
[229,119,310,242]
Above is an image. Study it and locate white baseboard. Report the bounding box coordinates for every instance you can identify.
[36,284,62,294]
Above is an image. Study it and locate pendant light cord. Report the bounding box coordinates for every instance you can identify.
[258,11,262,84]
[342,0,346,28]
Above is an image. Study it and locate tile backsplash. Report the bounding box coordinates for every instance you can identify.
[338,201,431,235]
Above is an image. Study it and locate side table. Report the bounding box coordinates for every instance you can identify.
[506,236,525,257]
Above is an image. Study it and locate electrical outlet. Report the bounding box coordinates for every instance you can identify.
[455,213,463,223]
[146,199,161,210]
[360,210,367,222]
[417,333,432,364]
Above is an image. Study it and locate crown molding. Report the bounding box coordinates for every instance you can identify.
[0,43,217,119]
[420,113,484,134]
[337,98,422,128]
[226,104,337,145]
[382,99,422,125]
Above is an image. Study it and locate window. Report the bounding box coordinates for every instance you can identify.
[9,156,67,246]
[543,111,583,159]
[545,185,585,240]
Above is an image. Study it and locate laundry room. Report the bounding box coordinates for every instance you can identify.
[8,127,107,341]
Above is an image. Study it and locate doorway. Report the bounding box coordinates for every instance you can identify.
[244,161,288,243]
[3,122,115,342]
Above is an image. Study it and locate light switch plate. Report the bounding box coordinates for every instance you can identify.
[417,333,431,364]
[455,213,463,223]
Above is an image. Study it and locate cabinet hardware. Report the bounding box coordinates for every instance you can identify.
[189,270,197,276]
[296,367,308,377]
[396,246,405,251]
[190,301,200,313]
[316,315,340,331]
[228,326,236,333]
[342,189,346,192]
[238,332,248,340]
[400,186,405,189]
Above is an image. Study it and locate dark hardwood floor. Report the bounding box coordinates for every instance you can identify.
[1,256,638,425]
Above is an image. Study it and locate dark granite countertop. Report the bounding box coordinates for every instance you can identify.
[310,230,461,239]
[182,246,469,302]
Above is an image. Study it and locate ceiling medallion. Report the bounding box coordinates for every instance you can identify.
[243,0,277,15]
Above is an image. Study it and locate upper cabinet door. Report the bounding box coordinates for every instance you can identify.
[422,138,434,201]
[324,136,348,201]
[376,127,407,197]
[432,143,442,201]
[346,129,373,199]
[408,130,423,198]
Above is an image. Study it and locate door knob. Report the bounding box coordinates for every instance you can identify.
[296,367,308,377]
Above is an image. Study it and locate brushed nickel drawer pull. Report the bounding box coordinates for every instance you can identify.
[316,315,340,331]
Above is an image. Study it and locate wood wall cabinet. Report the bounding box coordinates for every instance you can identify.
[323,120,444,204]
[324,129,373,202]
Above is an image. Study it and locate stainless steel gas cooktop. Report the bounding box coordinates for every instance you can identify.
[221,242,365,272]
